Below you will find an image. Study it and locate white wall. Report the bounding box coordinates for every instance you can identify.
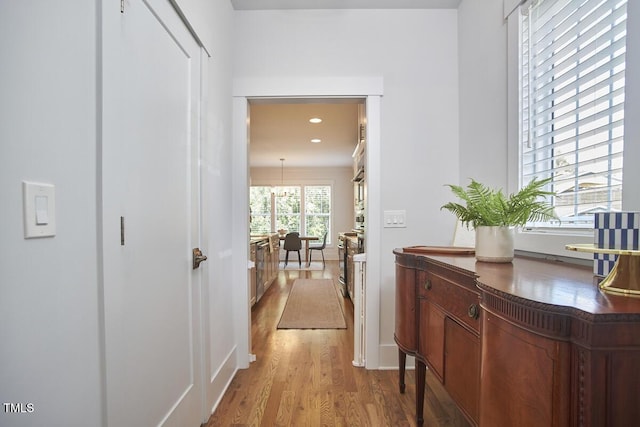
[233,9,460,366]
[457,0,508,189]
[0,0,235,425]
[0,2,102,426]
[250,166,353,259]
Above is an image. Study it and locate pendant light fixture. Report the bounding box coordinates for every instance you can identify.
[275,158,287,197]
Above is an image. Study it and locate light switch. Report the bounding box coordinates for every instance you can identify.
[23,181,56,238]
[35,196,49,225]
[383,210,407,228]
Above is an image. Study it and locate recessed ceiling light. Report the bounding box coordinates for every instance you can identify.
[309,118,322,124]
[311,138,321,144]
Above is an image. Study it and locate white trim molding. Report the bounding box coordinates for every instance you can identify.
[232,76,383,369]
[233,76,383,98]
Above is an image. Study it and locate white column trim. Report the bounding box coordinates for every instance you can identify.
[364,95,381,369]
[231,96,251,368]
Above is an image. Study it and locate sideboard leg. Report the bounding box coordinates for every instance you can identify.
[415,359,426,426]
[398,348,407,393]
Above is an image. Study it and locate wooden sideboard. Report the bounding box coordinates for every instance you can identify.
[394,248,640,427]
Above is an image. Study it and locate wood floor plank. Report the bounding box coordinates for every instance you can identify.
[259,379,284,426]
[205,261,470,427]
[273,389,294,426]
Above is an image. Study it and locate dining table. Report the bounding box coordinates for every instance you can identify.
[279,235,319,265]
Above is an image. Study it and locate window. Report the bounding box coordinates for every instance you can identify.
[519,0,627,229]
[249,186,272,235]
[304,185,331,243]
[275,186,301,234]
[249,184,332,244]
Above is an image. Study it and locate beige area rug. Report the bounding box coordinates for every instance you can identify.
[278,261,324,271]
[277,279,347,329]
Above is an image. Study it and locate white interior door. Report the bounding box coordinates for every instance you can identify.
[102,0,203,426]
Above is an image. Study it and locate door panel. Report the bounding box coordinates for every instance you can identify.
[102,0,202,425]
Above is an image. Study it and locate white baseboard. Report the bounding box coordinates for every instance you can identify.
[206,347,238,421]
[376,343,414,370]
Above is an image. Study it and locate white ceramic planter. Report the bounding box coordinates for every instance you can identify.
[475,226,515,263]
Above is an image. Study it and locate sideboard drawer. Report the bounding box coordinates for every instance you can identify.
[417,270,480,334]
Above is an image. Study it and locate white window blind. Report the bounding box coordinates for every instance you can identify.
[304,185,332,244]
[520,0,627,228]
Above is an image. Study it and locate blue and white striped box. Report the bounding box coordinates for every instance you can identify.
[594,252,617,277]
[593,212,640,276]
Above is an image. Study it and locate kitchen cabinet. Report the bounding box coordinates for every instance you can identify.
[269,233,280,283]
[346,236,359,302]
[255,240,269,302]
[250,233,279,306]
[352,130,365,233]
[394,249,640,427]
[249,242,257,306]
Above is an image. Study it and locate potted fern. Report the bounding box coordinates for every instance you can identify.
[441,177,557,262]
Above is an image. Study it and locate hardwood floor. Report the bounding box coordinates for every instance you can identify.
[205,261,470,427]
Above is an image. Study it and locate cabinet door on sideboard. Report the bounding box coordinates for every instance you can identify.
[418,298,445,381]
[444,317,479,423]
[480,311,571,427]
[416,267,480,425]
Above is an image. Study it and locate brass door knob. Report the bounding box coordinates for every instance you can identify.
[193,248,208,269]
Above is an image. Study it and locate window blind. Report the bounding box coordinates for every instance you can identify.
[304,185,332,243]
[520,0,627,228]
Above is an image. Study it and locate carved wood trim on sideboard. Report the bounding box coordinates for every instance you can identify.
[479,287,572,340]
[478,280,640,348]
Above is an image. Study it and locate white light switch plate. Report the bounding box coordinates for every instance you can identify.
[384,210,406,228]
[23,181,56,238]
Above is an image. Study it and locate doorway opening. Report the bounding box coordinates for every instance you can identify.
[248,98,363,252]
[231,77,383,370]
[247,97,364,332]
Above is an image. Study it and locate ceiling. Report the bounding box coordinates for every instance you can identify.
[231,0,461,10]
[249,99,362,168]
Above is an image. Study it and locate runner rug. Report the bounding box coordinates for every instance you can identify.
[277,279,347,329]
[278,261,324,271]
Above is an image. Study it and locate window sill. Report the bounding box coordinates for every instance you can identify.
[515,228,593,261]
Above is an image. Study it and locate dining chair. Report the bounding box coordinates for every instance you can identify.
[308,232,327,267]
[283,232,302,267]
